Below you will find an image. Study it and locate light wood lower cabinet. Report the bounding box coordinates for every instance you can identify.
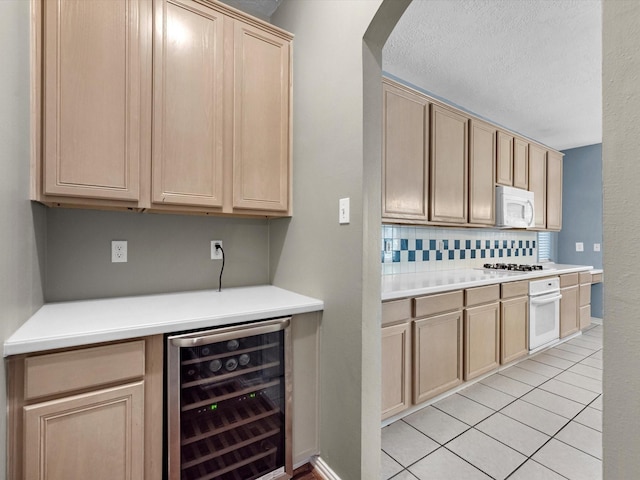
[413,310,464,404]
[500,296,529,364]
[560,285,580,338]
[464,302,500,381]
[381,322,412,419]
[579,272,592,330]
[7,337,163,480]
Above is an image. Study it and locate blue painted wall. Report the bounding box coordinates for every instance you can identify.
[557,144,603,318]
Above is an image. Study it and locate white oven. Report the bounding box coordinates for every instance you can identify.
[529,277,561,351]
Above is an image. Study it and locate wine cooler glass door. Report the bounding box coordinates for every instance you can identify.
[167,317,292,480]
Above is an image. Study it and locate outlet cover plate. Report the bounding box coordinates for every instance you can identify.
[111,240,127,263]
[211,241,223,260]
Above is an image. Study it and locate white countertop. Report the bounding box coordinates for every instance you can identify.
[4,286,324,357]
[382,264,594,301]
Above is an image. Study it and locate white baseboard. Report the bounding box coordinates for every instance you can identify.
[311,456,342,480]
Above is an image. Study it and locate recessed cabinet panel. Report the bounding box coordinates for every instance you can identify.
[513,137,529,189]
[464,302,500,380]
[382,81,429,220]
[233,22,290,212]
[469,120,496,225]
[501,296,529,364]
[152,0,224,207]
[430,105,468,223]
[546,150,563,231]
[24,382,144,480]
[528,144,547,229]
[43,0,144,201]
[413,310,463,404]
[560,285,579,338]
[382,323,412,419]
[496,131,514,186]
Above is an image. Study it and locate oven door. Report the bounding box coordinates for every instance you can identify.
[529,292,562,350]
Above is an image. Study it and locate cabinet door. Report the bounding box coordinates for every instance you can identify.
[469,120,496,225]
[546,150,563,231]
[381,323,412,419]
[413,310,463,404]
[580,305,592,330]
[42,0,147,201]
[152,0,224,207]
[560,285,579,338]
[496,130,514,186]
[513,137,529,189]
[430,105,468,223]
[464,302,500,380]
[24,382,144,480]
[501,296,529,364]
[382,81,429,221]
[528,144,547,229]
[232,20,291,212]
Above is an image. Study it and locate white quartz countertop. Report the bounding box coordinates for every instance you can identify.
[382,264,594,301]
[4,286,324,357]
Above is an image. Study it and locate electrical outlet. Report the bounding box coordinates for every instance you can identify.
[594,243,601,252]
[111,240,127,263]
[576,242,584,252]
[211,241,223,260]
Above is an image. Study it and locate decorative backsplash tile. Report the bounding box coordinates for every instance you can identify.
[381,225,538,275]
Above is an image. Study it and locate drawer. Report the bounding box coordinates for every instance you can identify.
[591,272,603,284]
[579,271,592,285]
[24,340,145,401]
[382,299,412,326]
[501,280,529,299]
[560,273,579,287]
[465,284,500,307]
[580,283,591,306]
[414,290,463,318]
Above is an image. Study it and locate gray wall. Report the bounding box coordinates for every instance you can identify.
[0,1,46,477]
[270,1,408,478]
[603,0,640,477]
[45,209,269,301]
[557,144,603,317]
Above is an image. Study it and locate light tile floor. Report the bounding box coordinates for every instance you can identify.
[382,324,603,480]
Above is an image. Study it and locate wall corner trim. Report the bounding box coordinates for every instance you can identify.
[311,455,342,480]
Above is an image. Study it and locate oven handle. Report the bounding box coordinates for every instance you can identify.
[169,316,291,347]
[530,294,562,305]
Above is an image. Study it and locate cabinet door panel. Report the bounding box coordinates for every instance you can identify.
[430,105,468,223]
[24,382,144,480]
[496,131,513,186]
[501,296,529,364]
[546,151,563,231]
[413,310,463,404]
[233,21,290,212]
[43,0,145,201]
[152,0,224,207]
[469,120,496,225]
[560,285,579,338]
[513,137,529,189]
[382,82,429,220]
[528,144,547,229]
[382,323,411,419]
[464,302,500,380]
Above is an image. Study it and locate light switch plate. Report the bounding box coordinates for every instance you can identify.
[576,242,584,252]
[339,198,350,224]
[594,243,601,252]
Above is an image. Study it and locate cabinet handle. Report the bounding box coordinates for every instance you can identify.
[169,317,290,347]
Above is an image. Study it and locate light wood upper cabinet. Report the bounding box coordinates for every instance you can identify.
[152,0,225,208]
[40,0,149,202]
[469,120,496,225]
[513,137,529,190]
[382,80,429,221]
[528,144,547,229]
[496,130,514,186]
[430,105,469,223]
[546,150,563,231]
[232,20,291,213]
[381,322,412,419]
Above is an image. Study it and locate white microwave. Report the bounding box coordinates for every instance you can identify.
[495,185,535,228]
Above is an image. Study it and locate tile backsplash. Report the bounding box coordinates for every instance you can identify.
[381,225,538,275]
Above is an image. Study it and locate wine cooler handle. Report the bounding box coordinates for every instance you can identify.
[169,317,291,347]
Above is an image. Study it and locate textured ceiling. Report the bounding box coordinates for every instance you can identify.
[383,0,602,151]
[219,0,282,21]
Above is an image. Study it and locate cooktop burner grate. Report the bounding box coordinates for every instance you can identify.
[483,263,543,272]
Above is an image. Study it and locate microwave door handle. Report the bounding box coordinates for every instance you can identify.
[526,200,535,225]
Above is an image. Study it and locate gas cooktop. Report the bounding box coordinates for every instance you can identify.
[482,263,544,272]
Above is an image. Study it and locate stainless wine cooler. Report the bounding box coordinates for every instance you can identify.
[166,317,292,480]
